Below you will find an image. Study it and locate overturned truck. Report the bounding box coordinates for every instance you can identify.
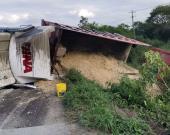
[0,26,57,88]
[0,20,150,88]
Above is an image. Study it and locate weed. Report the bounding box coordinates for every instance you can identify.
[110,76,170,132]
[80,107,151,135]
[110,77,148,107]
[63,69,152,134]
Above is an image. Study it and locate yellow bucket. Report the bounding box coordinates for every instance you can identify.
[56,83,66,97]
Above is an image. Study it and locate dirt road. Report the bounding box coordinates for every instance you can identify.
[0,88,96,135]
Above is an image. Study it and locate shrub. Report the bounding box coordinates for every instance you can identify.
[65,68,86,84]
[80,107,151,135]
[111,77,147,107]
[128,37,170,68]
[80,106,115,133]
[63,69,152,134]
[63,68,109,113]
[128,46,147,69]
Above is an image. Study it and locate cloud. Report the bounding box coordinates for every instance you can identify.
[69,10,77,15]
[69,9,95,18]
[0,0,169,26]
[0,15,4,21]
[0,13,30,24]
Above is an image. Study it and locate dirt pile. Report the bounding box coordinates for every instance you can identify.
[35,80,59,94]
[59,52,139,87]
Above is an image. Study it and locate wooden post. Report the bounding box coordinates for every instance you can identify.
[124,45,132,63]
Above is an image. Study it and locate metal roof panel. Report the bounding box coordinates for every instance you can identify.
[42,19,151,47]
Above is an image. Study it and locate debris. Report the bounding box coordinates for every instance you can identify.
[59,51,139,87]
[35,80,59,94]
[56,83,67,97]
[12,84,37,89]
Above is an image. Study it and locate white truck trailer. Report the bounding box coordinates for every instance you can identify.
[0,26,56,88]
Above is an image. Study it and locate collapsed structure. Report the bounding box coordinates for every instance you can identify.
[42,20,150,62]
[0,20,151,88]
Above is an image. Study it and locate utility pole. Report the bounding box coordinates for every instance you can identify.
[130,10,136,39]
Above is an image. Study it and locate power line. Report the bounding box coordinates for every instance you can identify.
[134,2,170,12]
[130,10,136,39]
[128,2,170,39]
[110,2,170,27]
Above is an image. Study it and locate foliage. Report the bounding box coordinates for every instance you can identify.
[138,37,170,50]
[81,108,150,135]
[78,16,133,38]
[78,4,170,42]
[65,68,86,83]
[78,16,89,29]
[128,37,170,70]
[110,76,170,130]
[75,6,170,133]
[63,69,151,134]
[147,5,170,25]
[111,77,147,107]
[135,5,170,41]
[138,90,170,130]
[64,64,170,134]
[154,91,170,129]
[111,51,170,133]
[140,51,170,88]
[64,71,109,112]
[164,75,170,88]
[157,90,170,105]
[135,22,170,41]
[128,45,147,69]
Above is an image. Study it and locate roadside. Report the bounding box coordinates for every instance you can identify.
[0,88,97,135]
[63,69,170,135]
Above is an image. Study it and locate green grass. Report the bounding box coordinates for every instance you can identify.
[110,76,170,134]
[110,77,148,107]
[63,69,152,134]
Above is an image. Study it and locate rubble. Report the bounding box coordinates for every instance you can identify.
[34,80,58,94]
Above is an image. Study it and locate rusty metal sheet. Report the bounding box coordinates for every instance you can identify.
[42,19,151,47]
[151,47,170,65]
[0,33,15,88]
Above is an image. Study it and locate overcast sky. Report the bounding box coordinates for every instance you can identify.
[0,0,170,27]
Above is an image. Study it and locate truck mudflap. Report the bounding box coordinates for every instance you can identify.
[9,26,55,84]
[0,33,15,88]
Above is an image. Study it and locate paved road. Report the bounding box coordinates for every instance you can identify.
[0,88,97,135]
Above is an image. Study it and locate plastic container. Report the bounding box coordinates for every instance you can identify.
[56,83,66,97]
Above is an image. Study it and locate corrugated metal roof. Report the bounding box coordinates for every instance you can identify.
[151,47,170,55]
[151,47,170,65]
[42,19,151,47]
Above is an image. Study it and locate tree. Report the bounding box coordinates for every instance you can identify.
[117,23,130,30]
[78,18,132,38]
[114,23,133,37]
[78,16,89,29]
[134,5,170,41]
[140,51,170,90]
[147,5,170,25]
[78,16,98,31]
